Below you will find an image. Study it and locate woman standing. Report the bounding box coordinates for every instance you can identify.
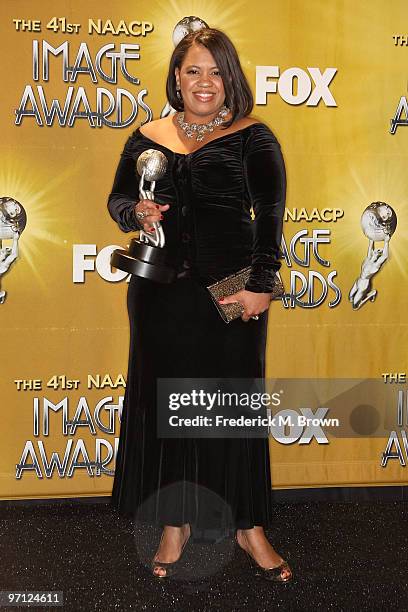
[108,28,291,582]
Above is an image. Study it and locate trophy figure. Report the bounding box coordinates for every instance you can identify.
[0,197,26,304]
[349,201,397,309]
[111,149,177,283]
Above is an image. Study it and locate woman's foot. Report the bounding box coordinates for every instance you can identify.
[236,527,292,581]
[152,523,191,578]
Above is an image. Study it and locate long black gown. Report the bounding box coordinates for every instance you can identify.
[108,122,286,531]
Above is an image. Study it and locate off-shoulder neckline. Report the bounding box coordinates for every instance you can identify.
[136,122,264,156]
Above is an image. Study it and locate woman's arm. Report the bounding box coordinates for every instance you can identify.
[107,131,141,233]
[243,124,286,293]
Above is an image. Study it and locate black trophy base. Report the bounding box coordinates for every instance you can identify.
[111,239,176,284]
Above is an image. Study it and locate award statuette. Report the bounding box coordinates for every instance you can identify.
[0,197,26,304]
[111,149,177,283]
[348,201,397,310]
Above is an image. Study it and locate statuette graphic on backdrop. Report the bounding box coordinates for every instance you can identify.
[0,197,27,305]
[111,149,177,283]
[349,201,397,310]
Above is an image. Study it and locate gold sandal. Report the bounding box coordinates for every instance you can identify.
[151,525,191,579]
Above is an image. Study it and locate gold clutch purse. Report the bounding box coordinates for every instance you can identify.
[206,266,284,323]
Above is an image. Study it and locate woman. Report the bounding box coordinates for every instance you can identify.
[108,28,291,582]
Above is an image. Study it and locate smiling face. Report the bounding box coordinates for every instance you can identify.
[175,43,226,123]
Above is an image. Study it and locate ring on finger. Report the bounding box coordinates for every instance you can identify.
[251,315,259,320]
[136,206,157,220]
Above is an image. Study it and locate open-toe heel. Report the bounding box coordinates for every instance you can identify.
[151,525,191,579]
[244,550,293,582]
[235,533,293,583]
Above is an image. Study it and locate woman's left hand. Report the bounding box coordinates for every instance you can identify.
[218,290,272,322]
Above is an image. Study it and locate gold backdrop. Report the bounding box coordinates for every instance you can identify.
[1,0,407,500]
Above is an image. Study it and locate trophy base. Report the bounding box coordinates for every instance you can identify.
[111,244,176,284]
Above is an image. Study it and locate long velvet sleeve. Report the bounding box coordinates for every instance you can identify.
[243,125,286,293]
[107,131,141,232]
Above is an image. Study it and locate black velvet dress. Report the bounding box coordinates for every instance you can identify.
[108,122,286,530]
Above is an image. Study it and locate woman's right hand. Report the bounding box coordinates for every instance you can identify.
[134,199,170,233]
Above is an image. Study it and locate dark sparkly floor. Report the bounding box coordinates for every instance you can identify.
[0,499,407,611]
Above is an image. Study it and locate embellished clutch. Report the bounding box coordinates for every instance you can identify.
[206,266,284,323]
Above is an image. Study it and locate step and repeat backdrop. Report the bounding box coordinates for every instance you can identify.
[1,0,407,500]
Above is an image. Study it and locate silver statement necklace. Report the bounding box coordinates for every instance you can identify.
[176,105,230,142]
